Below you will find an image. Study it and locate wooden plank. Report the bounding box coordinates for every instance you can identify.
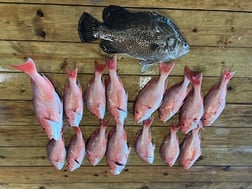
[1,182,252,189]
[0,73,249,103]
[1,41,252,77]
[0,166,251,183]
[0,125,251,148]
[1,0,252,11]
[0,146,251,166]
[0,101,251,128]
[0,4,251,47]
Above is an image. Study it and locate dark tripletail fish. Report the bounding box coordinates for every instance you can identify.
[78,5,190,72]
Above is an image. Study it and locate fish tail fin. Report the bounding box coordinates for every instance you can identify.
[65,67,78,79]
[159,62,175,78]
[11,58,37,75]
[184,66,202,86]
[143,117,154,129]
[222,69,236,81]
[100,119,110,127]
[105,56,117,71]
[78,12,101,42]
[94,60,106,74]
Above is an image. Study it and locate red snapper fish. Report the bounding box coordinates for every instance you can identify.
[106,123,131,175]
[85,60,107,119]
[179,125,201,169]
[86,119,109,166]
[160,124,180,167]
[106,56,128,124]
[47,134,66,170]
[135,117,155,164]
[64,68,83,127]
[11,58,63,140]
[159,66,190,122]
[134,62,175,123]
[66,127,86,172]
[202,70,236,126]
[180,66,204,134]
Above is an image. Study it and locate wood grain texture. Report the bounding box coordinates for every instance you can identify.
[0,0,251,12]
[1,182,252,189]
[0,4,251,47]
[0,1,251,188]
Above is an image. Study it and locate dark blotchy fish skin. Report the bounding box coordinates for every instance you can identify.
[78,5,190,72]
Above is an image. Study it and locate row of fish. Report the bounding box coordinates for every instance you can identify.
[134,61,235,131]
[11,56,130,175]
[133,61,235,168]
[11,56,235,174]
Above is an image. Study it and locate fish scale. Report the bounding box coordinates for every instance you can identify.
[78,5,190,72]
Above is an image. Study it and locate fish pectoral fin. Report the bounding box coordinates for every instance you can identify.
[100,40,123,54]
[139,61,157,72]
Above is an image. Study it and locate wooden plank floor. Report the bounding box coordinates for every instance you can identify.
[0,1,252,189]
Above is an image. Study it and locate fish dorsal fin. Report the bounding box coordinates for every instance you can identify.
[103,5,154,29]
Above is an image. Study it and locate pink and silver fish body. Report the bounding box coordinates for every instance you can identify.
[135,117,155,164]
[85,60,107,119]
[11,58,63,140]
[106,124,131,175]
[47,134,66,170]
[64,68,83,127]
[179,125,201,169]
[86,119,109,166]
[180,66,204,134]
[160,124,180,167]
[159,66,190,122]
[106,56,128,124]
[66,127,86,172]
[202,70,236,126]
[134,62,175,123]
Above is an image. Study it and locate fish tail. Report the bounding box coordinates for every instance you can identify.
[143,117,154,128]
[184,66,202,86]
[159,62,175,78]
[65,67,78,79]
[94,60,107,74]
[105,56,117,71]
[99,119,110,128]
[222,69,236,81]
[11,58,37,75]
[78,12,101,42]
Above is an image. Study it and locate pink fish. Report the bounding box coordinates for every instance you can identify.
[159,66,190,122]
[179,125,201,169]
[160,124,180,167]
[85,60,107,119]
[86,119,109,166]
[64,68,83,127]
[106,56,128,124]
[11,58,63,140]
[202,70,236,126]
[66,127,86,172]
[134,62,175,123]
[180,66,204,134]
[47,134,66,170]
[134,117,155,164]
[106,124,131,175]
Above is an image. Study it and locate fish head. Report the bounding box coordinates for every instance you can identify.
[159,107,173,122]
[201,112,215,126]
[108,160,125,175]
[161,37,190,61]
[180,118,196,134]
[134,105,149,123]
[88,155,101,166]
[68,159,81,172]
[181,159,193,170]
